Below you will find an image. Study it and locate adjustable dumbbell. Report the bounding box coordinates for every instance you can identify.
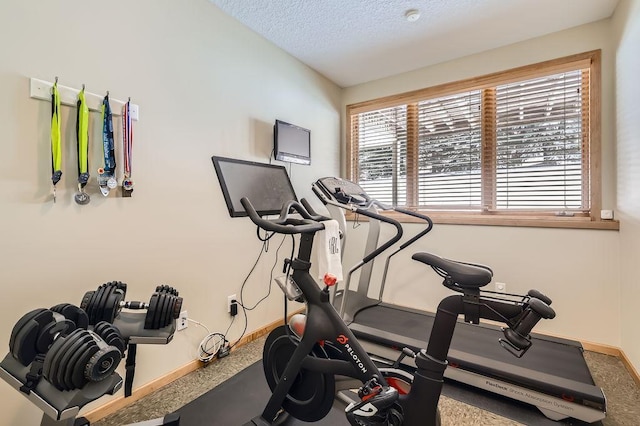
[116,285,182,330]
[80,281,128,325]
[81,283,182,330]
[42,321,124,391]
[9,305,88,366]
[144,285,183,330]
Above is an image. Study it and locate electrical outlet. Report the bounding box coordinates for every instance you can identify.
[495,282,506,293]
[227,294,237,313]
[177,310,188,331]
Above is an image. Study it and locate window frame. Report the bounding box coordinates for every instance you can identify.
[346,50,617,230]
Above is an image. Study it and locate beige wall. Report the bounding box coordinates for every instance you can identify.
[0,1,637,424]
[612,0,640,375]
[341,21,623,347]
[0,0,341,424]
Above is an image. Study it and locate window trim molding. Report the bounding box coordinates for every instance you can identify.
[345,50,608,229]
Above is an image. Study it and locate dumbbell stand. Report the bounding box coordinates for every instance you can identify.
[0,354,122,425]
[112,312,175,344]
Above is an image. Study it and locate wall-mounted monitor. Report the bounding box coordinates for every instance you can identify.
[211,155,298,217]
[274,119,311,165]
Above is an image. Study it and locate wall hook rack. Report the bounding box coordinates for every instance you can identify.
[30,77,140,121]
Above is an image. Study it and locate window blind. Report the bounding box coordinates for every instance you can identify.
[353,106,407,206]
[347,51,598,221]
[494,71,586,211]
[417,91,482,209]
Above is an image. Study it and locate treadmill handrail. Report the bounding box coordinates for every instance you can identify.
[394,208,433,250]
[312,179,433,260]
[352,207,404,264]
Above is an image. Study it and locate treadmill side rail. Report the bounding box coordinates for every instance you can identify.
[445,367,606,423]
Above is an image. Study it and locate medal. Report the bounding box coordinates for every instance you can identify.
[75,86,90,205]
[123,178,134,191]
[122,99,134,197]
[75,183,90,205]
[50,78,62,203]
[99,94,117,196]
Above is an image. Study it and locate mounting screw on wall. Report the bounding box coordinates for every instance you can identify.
[177,311,188,331]
[495,282,506,293]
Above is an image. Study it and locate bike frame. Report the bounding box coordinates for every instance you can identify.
[241,197,551,426]
[258,232,382,423]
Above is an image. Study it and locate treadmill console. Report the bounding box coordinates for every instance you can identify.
[315,177,371,207]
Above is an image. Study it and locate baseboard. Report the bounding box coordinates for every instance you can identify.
[83,310,302,423]
[573,340,640,387]
[619,349,640,388]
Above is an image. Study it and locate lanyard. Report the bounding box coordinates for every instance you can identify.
[98,94,117,195]
[75,87,90,204]
[50,80,62,202]
[122,100,134,194]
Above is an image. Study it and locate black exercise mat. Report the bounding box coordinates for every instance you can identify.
[175,362,349,425]
[175,361,601,425]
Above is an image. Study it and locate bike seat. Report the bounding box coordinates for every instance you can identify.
[411,252,493,288]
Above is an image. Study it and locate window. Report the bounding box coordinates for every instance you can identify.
[347,51,610,228]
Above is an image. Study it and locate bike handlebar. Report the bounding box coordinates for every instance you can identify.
[240,197,326,234]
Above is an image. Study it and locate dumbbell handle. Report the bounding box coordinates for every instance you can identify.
[120,301,149,310]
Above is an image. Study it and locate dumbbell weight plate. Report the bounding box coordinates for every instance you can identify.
[63,332,95,391]
[94,321,110,338]
[161,293,172,328]
[9,308,47,361]
[43,331,74,390]
[144,293,160,330]
[87,286,104,325]
[71,340,99,389]
[55,330,87,390]
[154,293,166,329]
[36,317,75,354]
[80,291,94,318]
[12,310,55,366]
[156,285,179,296]
[97,284,118,323]
[86,286,102,325]
[94,321,125,355]
[159,294,171,329]
[84,346,121,383]
[101,288,124,324]
[154,292,166,329]
[95,285,115,324]
[51,303,90,330]
[166,297,176,325]
[93,322,113,347]
[173,297,183,320]
[111,281,127,295]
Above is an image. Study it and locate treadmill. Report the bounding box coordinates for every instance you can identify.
[312,176,606,423]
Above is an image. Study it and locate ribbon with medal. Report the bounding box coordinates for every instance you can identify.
[122,99,134,197]
[50,78,62,203]
[97,93,117,196]
[74,86,91,205]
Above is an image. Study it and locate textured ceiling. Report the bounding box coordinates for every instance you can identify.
[209,0,618,87]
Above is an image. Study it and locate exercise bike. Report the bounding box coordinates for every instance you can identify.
[240,196,556,426]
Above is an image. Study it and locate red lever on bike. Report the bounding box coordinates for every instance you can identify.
[323,273,337,287]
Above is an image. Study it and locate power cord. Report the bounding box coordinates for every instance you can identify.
[186,318,229,362]
[229,232,293,350]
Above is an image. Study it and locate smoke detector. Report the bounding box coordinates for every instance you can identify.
[405,9,421,22]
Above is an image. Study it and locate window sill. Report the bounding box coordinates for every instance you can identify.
[345,211,620,230]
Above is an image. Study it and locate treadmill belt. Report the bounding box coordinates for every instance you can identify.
[354,304,595,385]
